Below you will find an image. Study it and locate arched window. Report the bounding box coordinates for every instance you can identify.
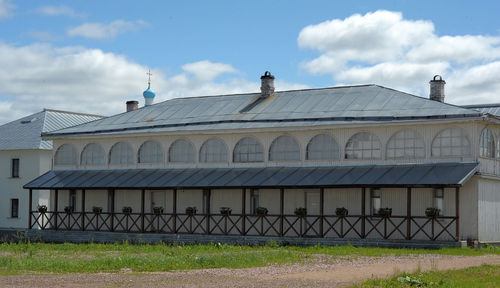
[386,129,425,159]
[109,142,134,164]
[306,134,339,160]
[169,139,195,163]
[54,144,77,165]
[345,132,381,159]
[269,135,300,161]
[80,143,105,165]
[233,137,264,163]
[199,138,228,163]
[138,140,163,163]
[432,127,471,157]
[480,128,495,158]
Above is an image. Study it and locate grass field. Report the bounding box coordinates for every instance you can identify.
[355,264,500,288]
[1,241,500,274]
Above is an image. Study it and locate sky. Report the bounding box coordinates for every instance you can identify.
[1,0,500,124]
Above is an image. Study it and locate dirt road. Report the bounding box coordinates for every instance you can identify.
[2,254,500,288]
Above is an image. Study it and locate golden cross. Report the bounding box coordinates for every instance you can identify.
[147,69,152,85]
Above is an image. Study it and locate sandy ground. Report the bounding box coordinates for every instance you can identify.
[2,254,500,288]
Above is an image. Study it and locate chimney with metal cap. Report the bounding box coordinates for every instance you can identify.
[126,100,139,112]
[260,71,275,98]
[429,75,446,102]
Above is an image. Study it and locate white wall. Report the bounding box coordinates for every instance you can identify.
[477,177,500,242]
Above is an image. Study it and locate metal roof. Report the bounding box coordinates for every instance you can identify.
[24,162,479,189]
[0,109,104,150]
[43,85,482,137]
[462,104,500,117]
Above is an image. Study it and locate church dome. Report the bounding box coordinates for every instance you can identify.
[143,85,156,99]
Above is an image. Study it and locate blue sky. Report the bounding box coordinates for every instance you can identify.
[1,0,500,124]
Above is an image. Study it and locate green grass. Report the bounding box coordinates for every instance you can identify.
[1,241,500,274]
[354,264,500,287]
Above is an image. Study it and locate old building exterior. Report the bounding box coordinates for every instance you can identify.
[24,73,500,243]
[0,109,104,229]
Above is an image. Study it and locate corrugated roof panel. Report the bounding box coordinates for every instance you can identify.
[394,165,435,185]
[354,166,393,185]
[294,167,333,186]
[209,169,248,186]
[332,166,372,185]
[243,167,282,186]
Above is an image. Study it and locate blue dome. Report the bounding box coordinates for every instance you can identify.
[143,85,156,99]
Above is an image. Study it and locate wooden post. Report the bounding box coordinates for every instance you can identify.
[206,189,211,234]
[361,187,366,238]
[280,188,284,237]
[28,189,33,229]
[319,188,324,237]
[242,188,246,235]
[406,187,412,240]
[54,189,59,230]
[456,187,460,241]
[110,189,115,232]
[173,189,177,233]
[141,189,145,232]
[81,189,85,231]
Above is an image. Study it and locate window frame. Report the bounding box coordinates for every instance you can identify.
[233,137,264,163]
[80,143,105,166]
[370,188,381,216]
[109,141,134,165]
[199,138,228,163]
[11,158,19,178]
[431,127,471,157]
[54,144,77,166]
[268,135,301,162]
[169,139,196,163]
[386,129,425,159]
[479,128,495,158]
[306,134,340,161]
[138,140,164,164]
[345,132,382,160]
[11,198,19,218]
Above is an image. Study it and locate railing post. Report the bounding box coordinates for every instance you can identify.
[406,187,411,240]
[173,188,177,233]
[361,187,366,238]
[456,187,460,241]
[110,189,115,232]
[81,189,85,231]
[141,189,145,232]
[242,188,246,235]
[280,188,284,237]
[28,189,33,229]
[206,189,211,234]
[319,187,324,237]
[54,189,59,230]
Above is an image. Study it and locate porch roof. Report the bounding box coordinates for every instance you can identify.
[24,162,478,190]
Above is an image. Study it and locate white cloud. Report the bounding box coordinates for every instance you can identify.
[0,0,14,19]
[37,5,83,18]
[0,42,306,125]
[298,10,500,104]
[67,20,146,39]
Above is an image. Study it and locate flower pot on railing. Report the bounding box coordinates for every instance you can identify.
[37,205,48,214]
[425,207,440,218]
[255,207,268,216]
[335,207,348,217]
[185,206,197,215]
[378,208,392,217]
[92,206,103,214]
[294,207,307,217]
[153,206,164,215]
[220,207,232,216]
[64,206,73,214]
[122,206,132,214]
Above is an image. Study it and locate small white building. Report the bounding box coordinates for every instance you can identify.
[24,73,500,243]
[0,109,103,229]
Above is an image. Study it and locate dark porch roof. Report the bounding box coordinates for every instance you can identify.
[24,162,479,190]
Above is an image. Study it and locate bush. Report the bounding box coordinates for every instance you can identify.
[185,206,197,215]
[378,207,392,217]
[153,206,164,214]
[335,207,348,217]
[37,205,47,213]
[122,206,132,214]
[294,207,307,216]
[64,206,73,214]
[92,206,103,214]
[425,207,440,217]
[255,207,268,215]
[220,207,232,215]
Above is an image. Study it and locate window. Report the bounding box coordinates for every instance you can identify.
[11,199,19,218]
[386,129,425,159]
[370,189,381,216]
[202,189,210,214]
[54,144,77,165]
[138,140,163,163]
[480,128,495,158]
[199,138,228,163]
[345,132,381,159]
[306,134,340,160]
[269,135,300,161]
[434,188,444,215]
[107,190,114,213]
[80,143,105,165]
[109,142,134,164]
[169,139,195,163]
[250,189,259,214]
[431,127,471,157]
[233,137,264,163]
[11,158,19,178]
[69,190,77,211]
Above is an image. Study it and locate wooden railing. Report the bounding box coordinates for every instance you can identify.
[29,211,459,241]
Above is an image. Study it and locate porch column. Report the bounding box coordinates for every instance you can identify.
[361,187,366,238]
[406,187,412,240]
[173,189,177,233]
[141,189,145,232]
[28,189,33,229]
[54,189,59,230]
[110,189,115,232]
[242,188,246,235]
[456,187,460,241]
[206,189,211,234]
[81,189,85,231]
[319,188,324,237]
[280,188,284,236]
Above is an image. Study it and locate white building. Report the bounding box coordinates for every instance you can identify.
[24,73,500,243]
[0,109,103,229]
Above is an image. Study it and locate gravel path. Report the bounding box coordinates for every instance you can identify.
[2,254,500,288]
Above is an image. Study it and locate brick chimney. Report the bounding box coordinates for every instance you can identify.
[260,71,275,98]
[126,100,139,112]
[429,75,446,102]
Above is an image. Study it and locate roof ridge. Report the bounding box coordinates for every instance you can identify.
[43,108,106,118]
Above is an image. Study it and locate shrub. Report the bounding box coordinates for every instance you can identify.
[255,207,268,215]
[122,206,132,214]
[425,207,440,217]
[294,207,307,216]
[92,206,103,214]
[37,205,47,213]
[64,206,73,214]
[153,206,164,214]
[220,207,232,215]
[185,206,197,215]
[335,207,348,217]
[378,207,392,217]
